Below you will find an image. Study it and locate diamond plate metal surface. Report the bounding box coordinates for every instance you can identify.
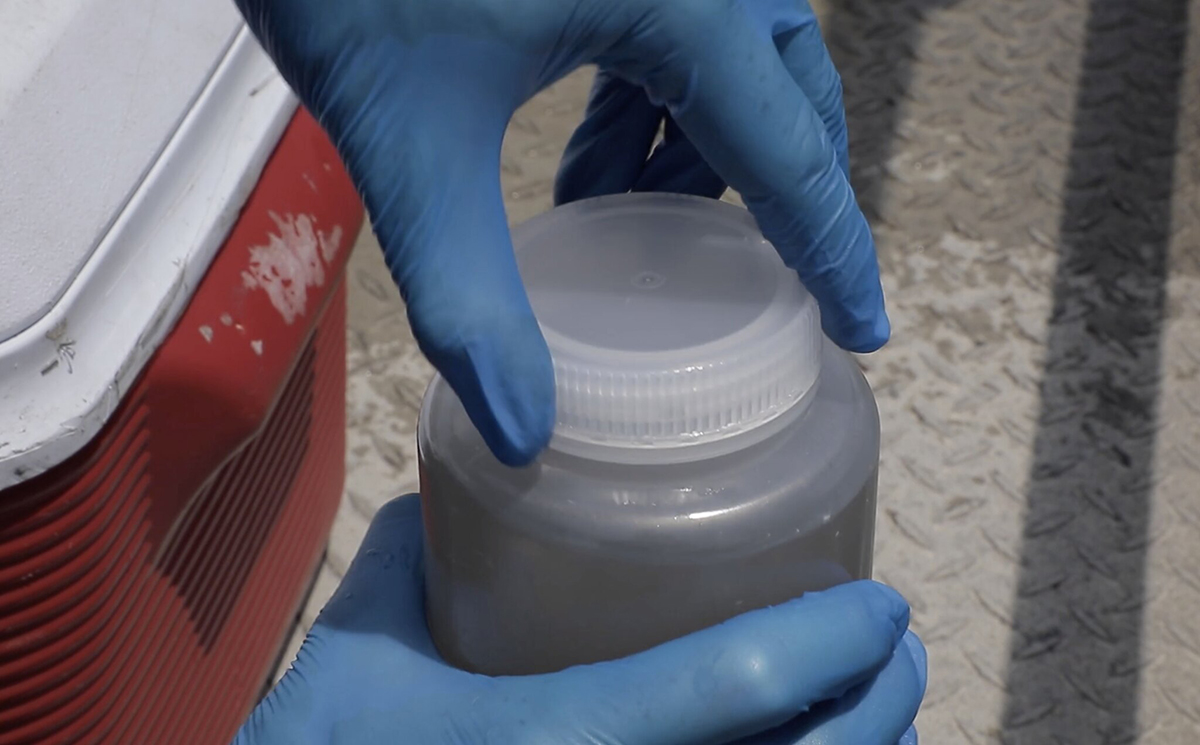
[293,1,1200,741]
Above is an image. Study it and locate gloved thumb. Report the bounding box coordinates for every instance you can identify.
[522,581,910,744]
[323,42,556,466]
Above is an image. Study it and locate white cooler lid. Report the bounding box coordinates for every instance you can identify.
[0,0,300,487]
[0,0,240,340]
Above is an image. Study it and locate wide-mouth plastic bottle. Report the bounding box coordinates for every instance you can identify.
[418,193,880,676]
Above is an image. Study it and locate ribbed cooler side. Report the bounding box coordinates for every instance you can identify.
[0,284,345,745]
[0,108,361,745]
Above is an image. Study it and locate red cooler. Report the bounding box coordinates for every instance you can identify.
[0,4,362,743]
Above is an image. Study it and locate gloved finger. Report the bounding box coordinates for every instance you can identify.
[774,10,850,178]
[328,49,555,466]
[555,70,663,205]
[739,630,926,744]
[634,114,728,198]
[698,0,849,180]
[900,725,919,745]
[557,74,726,202]
[614,1,889,352]
[789,631,924,744]
[314,496,436,654]
[530,581,910,744]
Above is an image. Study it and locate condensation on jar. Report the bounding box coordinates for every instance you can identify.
[418,193,880,676]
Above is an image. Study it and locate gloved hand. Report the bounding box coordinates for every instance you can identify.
[236,0,889,466]
[235,496,925,745]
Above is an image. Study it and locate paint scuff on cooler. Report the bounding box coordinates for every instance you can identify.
[242,212,343,324]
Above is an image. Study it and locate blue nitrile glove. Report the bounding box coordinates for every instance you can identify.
[236,0,889,466]
[235,495,925,745]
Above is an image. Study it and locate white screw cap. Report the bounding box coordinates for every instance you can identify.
[516,193,823,464]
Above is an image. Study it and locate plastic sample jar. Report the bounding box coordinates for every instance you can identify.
[418,193,880,676]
